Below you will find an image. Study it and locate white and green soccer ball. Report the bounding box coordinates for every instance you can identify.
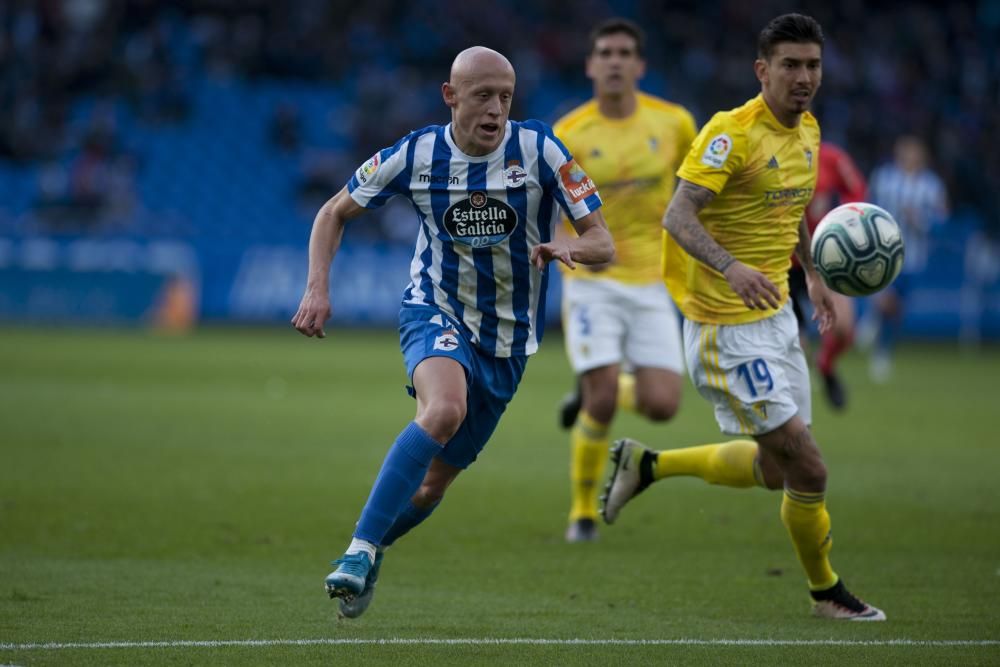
[810,202,905,296]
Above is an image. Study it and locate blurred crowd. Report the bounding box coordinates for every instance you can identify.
[0,0,998,239]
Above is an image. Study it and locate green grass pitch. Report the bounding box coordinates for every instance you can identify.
[1,326,998,665]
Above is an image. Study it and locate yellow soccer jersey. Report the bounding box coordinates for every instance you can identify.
[665,94,820,324]
[554,92,697,284]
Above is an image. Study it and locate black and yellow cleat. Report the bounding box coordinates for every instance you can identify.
[811,579,886,621]
[565,518,599,543]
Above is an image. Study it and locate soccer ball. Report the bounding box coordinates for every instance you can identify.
[810,202,905,296]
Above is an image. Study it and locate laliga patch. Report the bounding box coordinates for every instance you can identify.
[700,133,733,168]
[433,333,460,352]
[559,159,596,203]
[355,152,380,184]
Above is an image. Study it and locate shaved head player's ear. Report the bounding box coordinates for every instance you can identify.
[442,81,457,108]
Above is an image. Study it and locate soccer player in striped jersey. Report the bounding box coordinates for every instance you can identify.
[292,46,613,619]
[552,18,696,543]
[789,142,868,409]
[865,135,949,382]
[601,14,885,621]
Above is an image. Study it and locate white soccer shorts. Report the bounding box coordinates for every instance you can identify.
[683,302,811,436]
[562,277,685,375]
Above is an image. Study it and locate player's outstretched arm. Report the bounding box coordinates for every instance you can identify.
[292,187,366,338]
[530,210,614,271]
[663,179,781,310]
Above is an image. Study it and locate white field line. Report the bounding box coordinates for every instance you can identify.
[2,638,999,651]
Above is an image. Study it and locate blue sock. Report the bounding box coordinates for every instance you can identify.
[353,422,442,545]
[381,501,440,547]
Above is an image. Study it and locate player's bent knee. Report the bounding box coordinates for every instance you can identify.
[417,401,467,443]
[756,420,828,490]
[582,391,617,423]
[640,397,679,422]
[804,459,828,488]
[787,457,827,492]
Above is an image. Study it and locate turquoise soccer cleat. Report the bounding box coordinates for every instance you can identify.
[337,549,384,619]
[325,552,372,601]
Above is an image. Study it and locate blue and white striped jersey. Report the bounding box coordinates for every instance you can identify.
[869,164,948,274]
[347,120,602,357]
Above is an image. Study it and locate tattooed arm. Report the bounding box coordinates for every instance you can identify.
[662,179,781,310]
[662,180,732,272]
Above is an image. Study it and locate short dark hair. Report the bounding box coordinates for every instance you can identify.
[757,13,824,59]
[589,18,646,57]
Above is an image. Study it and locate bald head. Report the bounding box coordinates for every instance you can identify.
[449,47,515,87]
[442,46,516,156]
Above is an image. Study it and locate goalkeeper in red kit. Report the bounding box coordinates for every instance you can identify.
[789,141,867,409]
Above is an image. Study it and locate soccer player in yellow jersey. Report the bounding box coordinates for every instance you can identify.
[602,14,886,620]
[552,18,697,542]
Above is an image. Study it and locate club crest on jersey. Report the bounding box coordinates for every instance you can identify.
[433,333,460,351]
[356,152,380,184]
[701,134,733,168]
[443,191,518,248]
[503,164,528,188]
[805,149,814,169]
[559,159,596,203]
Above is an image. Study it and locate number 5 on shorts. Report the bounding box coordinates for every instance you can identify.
[575,305,592,336]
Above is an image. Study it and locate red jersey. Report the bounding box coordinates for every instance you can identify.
[793,143,868,269]
[805,142,868,232]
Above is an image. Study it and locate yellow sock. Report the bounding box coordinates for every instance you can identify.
[569,410,609,521]
[616,372,636,413]
[781,489,838,590]
[654,440,763,487]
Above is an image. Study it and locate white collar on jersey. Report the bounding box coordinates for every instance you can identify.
[443,121,513,162]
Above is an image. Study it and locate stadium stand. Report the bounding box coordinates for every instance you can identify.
[0,1,997,336]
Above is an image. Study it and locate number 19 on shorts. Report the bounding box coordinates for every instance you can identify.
[737,358,773,397]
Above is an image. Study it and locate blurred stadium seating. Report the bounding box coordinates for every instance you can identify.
[0,0,997,338]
